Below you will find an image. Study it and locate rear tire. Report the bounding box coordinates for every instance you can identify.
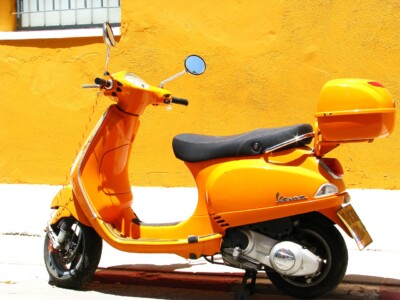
[43,218,102,289]
[266,220,348,299]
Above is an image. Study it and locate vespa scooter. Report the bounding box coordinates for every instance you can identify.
[44,23,396,299]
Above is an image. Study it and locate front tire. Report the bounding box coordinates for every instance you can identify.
[44,218,102,289]
[266,220,348,299]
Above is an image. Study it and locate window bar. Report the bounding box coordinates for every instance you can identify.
[75,0,77,25]
[16,0,22,29]
[107,0,109,22]
[44,0,47,27]
[25,0,30,28]
[91,0,94,26]
[67,0,72,25]
[48,0,54,27]
[36,0,40,27]
[29,0,32,27]
[59,0,62,27]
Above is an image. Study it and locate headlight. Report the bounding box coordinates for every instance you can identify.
[124,72,149,88]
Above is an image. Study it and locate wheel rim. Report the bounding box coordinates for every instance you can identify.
[47,221,85,277]
[280,228,332,287]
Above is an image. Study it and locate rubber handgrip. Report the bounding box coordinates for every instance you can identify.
[171,97,189,106]
[95,77,107,86]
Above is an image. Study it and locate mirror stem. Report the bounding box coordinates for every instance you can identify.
[104,45,111,75]
[159,70,186,88]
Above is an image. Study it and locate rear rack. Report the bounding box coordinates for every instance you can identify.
[264,132,315,153]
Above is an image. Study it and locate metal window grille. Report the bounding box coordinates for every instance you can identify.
[16,0,121,30]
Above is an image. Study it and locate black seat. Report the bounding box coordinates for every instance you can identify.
[172,123,314,163]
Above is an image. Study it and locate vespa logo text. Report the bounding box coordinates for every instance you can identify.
[276,192,308,203]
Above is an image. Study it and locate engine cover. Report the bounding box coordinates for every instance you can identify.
[221,229,322,277]
[269,241,322,276]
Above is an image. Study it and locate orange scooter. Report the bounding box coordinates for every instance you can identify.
[44,23,396,299]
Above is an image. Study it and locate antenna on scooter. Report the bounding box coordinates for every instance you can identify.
[102,22,116,76]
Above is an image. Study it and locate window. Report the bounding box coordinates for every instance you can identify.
[16,0,120,30]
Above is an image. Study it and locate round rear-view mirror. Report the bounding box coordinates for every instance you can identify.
[185,55,206,75]
[103,22,116,47]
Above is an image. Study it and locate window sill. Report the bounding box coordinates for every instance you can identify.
[0,26,121,41]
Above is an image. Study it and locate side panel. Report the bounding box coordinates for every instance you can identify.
[206,149,329,213]
[189,148,346,230]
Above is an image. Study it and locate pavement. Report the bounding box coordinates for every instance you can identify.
[0,184,399,290]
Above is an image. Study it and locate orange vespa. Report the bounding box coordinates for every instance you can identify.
[43,23,396,299]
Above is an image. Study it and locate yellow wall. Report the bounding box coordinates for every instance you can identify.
[0,0,399,188]
[0,0,16,31]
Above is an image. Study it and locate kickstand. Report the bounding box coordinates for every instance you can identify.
[235,268,257,300]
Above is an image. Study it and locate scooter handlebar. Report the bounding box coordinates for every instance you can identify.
[171,97,189,106]
[87,77,189,106]
[82,78,112,89]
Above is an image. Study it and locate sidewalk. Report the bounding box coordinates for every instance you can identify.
[0,184,399,287]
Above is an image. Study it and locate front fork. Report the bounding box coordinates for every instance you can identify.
[46,217,76,251]
[46,186,91,251]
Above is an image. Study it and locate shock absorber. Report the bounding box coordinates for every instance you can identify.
[57,218,75,245]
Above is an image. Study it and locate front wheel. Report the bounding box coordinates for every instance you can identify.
[266,220,348,299]
[43,218,102,289]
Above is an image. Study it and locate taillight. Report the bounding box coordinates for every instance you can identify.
[320,158,344,179]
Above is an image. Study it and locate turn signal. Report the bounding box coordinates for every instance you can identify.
[314,183,339,198]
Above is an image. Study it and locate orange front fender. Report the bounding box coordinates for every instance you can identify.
[49,186,91,227]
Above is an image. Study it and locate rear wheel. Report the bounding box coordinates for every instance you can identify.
[43,218,102,289]
[266,220,348,299]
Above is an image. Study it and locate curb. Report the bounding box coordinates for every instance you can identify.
[94,268,245,291]
[93,266,400,289]
[92,267,400,299]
